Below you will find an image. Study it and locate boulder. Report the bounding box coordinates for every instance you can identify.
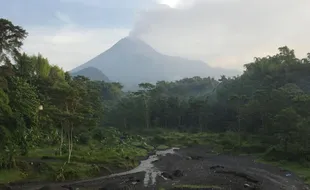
[161,172,173,180]
[172,170,184,177]
[0,184,12,190]
[209,165,225,170]
[98,183,120,190]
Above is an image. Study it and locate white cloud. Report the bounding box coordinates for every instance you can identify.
[23,26,130,71]
[55,11,74,25]
[59,0,103,7]
[157,0,181,8]
[22,12,130,71]
[132,0,310,70]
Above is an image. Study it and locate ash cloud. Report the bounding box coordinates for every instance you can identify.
[130,0,310,69]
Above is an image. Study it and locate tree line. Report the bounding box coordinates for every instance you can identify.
[106,48,310,162]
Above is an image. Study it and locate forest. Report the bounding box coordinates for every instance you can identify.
[1,18,310,184]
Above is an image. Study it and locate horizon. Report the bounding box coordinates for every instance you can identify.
[1,0,310,71]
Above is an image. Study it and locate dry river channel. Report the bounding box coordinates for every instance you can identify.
[3,145,310,190]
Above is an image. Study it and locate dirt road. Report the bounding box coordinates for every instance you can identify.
[5,145,309,190]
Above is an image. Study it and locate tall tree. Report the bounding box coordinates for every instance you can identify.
[135,83,155,129]
[0,19,27,65]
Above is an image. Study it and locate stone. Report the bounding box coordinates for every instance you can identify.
[172,170,184,177]
[161,172,173,180]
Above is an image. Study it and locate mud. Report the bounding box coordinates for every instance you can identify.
[4,145,309,190]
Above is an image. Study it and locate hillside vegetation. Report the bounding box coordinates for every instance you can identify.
[1,18,310,184]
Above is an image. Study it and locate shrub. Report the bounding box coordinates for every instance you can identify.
[78,133,90,145]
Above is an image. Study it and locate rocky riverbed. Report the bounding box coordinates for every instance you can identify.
[4,145,310,190]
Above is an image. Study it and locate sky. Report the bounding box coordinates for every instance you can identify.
[1,0,310,71]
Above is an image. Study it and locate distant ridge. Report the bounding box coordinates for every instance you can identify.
[71,67,110,82]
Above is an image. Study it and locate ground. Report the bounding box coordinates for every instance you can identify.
[5,145,309,190]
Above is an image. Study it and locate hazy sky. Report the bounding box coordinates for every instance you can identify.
[1,0,310,71]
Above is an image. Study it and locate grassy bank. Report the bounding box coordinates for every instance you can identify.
[0,128,154,184]
[1,128,309,185]
[257,159,310,184]
[0,145,149,184]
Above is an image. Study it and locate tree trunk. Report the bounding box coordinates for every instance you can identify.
[238,115,241,147]
[68,124,73,163]
[59,124,64,156]
[67,132,70,163]
[237,99,242,147]
[143,96,150,129]
[284,137,288,154]
[123,117,127,129]
[261,113,264,130]
[199,115,202,132]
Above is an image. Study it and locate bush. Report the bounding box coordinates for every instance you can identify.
[152,135,167,144]
[239,144,266,154]
[78,133,90,145]
[16,161,31,172]
[92,128,105,141]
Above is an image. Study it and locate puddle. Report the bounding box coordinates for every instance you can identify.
[72,148,179,187]
[107,148,179,186]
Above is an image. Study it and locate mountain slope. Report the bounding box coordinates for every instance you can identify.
[71,67,110,82]
[71,37,240,88]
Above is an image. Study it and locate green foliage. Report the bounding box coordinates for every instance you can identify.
[106,46,310,163]
[0,19,126,177]
[78,132,91,145]
[0,18,27,65]
[0,169,24,183]
[0,125,15,169]
[8,77,40,122]
[0,89,12,118]
[32,54,51,78]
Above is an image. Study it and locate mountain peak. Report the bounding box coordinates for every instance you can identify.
[71,36,240,90]
[107,36,158,56]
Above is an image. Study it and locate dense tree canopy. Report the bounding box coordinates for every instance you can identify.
[0,19,124,167]
[106,46,310,161]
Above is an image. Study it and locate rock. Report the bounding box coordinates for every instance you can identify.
[215,170,259,184]
[161,172,173,180]
[61,185,76,190]
[98,183,120,190]
[38,186,53,190]
[244,184,251,188]
[0,184,12,190]
[244,183,259,189]
[152,158,161,163]
[172,170,184,177]
[190,155,203,160]
[210,165,225,170]
[131,181,138,185]
[128,176,141,183]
